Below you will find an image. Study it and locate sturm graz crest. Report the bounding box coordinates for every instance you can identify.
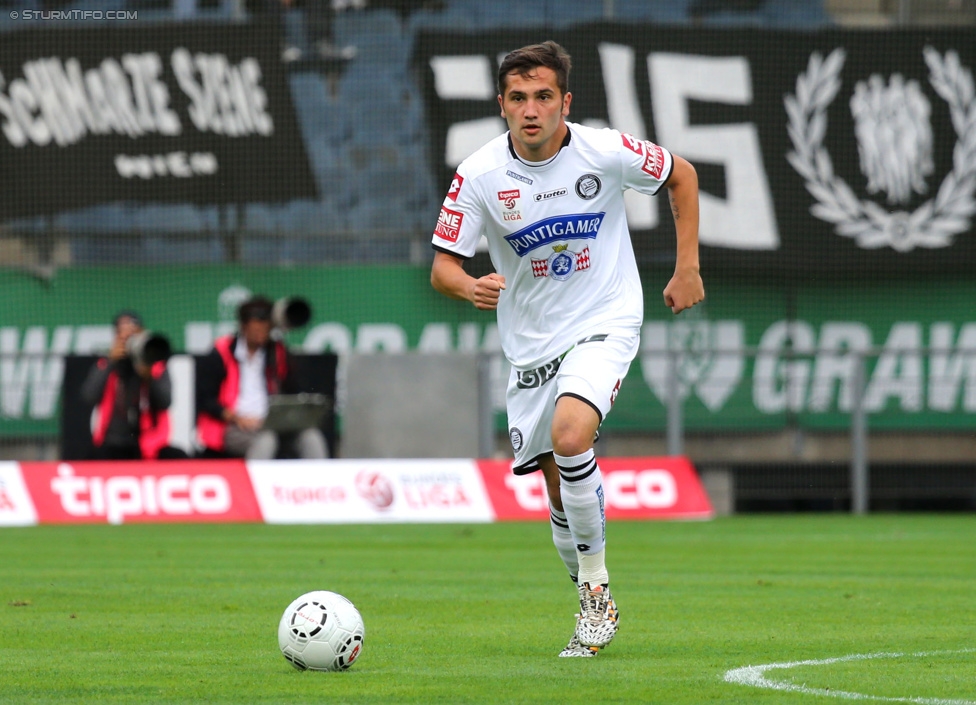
[509,427,523,452]
[575,174,602,200]
[785,47,976,252]
[640,319,744,412]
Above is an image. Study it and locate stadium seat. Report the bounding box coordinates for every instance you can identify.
[70,231,224,264]
[142,233,225,263]
[242,204,278,233]
[698,9,766,26]
[407,3,480,31]
[54,204,131,233]
[763,0,832,28]
[544,0,607,27]
[130,204,210,232]
[333,8,409,66]
[277,199,347,238]
[298,84,355,145]
[610,0,693,24]
[464,0,548,27]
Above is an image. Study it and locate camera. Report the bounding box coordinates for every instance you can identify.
[272,297,312,331]
[126,330,172,367]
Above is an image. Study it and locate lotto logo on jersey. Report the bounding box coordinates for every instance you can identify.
[497,189,523,222]
[435,206,463,242]
[534,188,568,202]
[641,143,665,179]
[447,173,464,201]
[621,133,645,155]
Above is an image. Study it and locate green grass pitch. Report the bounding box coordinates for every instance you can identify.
[1,515,974,704]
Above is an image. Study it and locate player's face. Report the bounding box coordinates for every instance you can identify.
[498,67,571,162]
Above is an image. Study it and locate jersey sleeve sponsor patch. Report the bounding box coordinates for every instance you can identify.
[434,206,464,243]
[641,142,665,179]
[621,133,666,180]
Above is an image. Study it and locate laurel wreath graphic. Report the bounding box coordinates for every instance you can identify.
[785,47,976,252]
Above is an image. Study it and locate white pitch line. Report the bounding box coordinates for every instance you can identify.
[724,649,976,704]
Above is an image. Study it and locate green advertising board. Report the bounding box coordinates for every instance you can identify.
[1,265,974,437]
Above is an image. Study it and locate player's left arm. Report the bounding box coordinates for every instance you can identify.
[662,155,704,314]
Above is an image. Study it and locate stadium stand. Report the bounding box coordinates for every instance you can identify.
[2,0,833,256]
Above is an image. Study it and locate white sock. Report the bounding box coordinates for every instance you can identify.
[578,548,609,586]
[549,505,579,581]
[555,449,607,585]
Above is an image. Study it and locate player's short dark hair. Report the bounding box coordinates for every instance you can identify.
[238,295,273,324]
[497,40,572,97]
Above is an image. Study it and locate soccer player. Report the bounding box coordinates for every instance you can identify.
[430,41,704,657]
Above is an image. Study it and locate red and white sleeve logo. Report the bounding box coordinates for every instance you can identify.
[447,173,464,201]
[641,142,665,179]
[435,206,463,243]
[621,133,645,156]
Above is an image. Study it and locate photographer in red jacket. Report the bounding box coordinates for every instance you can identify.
[195,295,327,459]
[80,310,187,460]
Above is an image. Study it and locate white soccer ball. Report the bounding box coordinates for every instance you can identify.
[277,591,366,672]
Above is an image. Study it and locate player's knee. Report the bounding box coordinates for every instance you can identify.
[551,423,593,457]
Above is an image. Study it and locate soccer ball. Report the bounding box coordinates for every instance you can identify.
[277,591,366,671]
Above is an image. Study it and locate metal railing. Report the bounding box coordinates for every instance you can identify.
[648,345,976,514]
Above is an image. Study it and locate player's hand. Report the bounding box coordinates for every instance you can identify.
[108,336,128,361]
[471,273,506,311]
[663,267,704,314]
[224,409,263,432]
[235,415,264,432]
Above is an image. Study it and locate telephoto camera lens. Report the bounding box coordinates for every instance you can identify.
[126,331,172,366]
[272,297,312,330]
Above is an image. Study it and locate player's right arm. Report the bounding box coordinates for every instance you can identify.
[429,165,505,310]
[431,251,506,311]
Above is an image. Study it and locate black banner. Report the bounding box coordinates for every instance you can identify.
[415,27,976,277]
[0,23,316,219]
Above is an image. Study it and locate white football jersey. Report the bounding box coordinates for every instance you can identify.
[432,122,673,369]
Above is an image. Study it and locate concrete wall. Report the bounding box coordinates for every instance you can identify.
[342,353,488,459]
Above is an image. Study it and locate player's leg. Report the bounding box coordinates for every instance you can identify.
[506,365,580,580]
[550,396,619,649]
[537,451,601,658]
[551,396,606,584]
[506,363,596,656]
[553,329,638,649]
[534,454,579,582]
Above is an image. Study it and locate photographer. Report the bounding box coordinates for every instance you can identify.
[195,295,328,460]
[80,310,188,460]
